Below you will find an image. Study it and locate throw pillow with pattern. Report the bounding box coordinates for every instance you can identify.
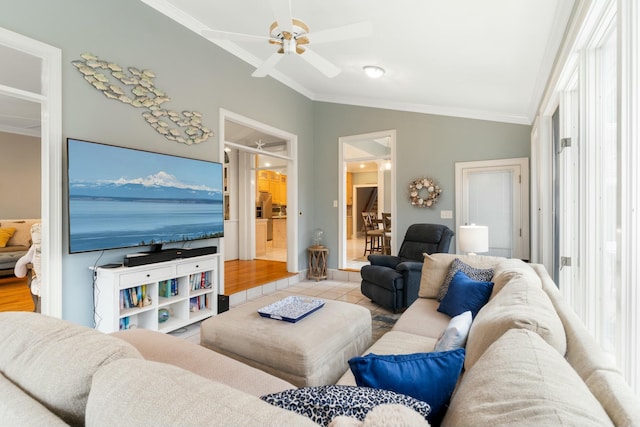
[261,385,431,427]
[437,258,494,301]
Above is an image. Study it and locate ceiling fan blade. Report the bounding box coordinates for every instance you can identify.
[201,28,270,43]
[270,0,293,34]
[299,48,341,78]
[308,21,373,44]
[252,51,283,78]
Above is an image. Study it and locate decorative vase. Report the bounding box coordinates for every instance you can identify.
[158,308,170,323]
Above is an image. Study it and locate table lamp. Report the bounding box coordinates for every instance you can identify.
[458,224,489,255]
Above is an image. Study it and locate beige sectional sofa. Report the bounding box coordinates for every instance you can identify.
[1,255,639,426]
[338,254,640,426]
[0,312,317,427]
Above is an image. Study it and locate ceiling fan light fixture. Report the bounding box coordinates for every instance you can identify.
[363,65,385,79]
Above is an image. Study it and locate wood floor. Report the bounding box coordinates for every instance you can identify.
[0,260,301,312]
[0,276,34,312]
[224,259,297,295]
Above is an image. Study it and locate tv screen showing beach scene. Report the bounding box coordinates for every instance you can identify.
[67,138,224,254]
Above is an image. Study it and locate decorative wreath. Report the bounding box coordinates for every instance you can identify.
[409,177,442,207]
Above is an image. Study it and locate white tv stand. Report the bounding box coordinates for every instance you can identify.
[92,253,220,333]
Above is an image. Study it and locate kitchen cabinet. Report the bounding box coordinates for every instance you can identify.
[257,169,287,205]
[256,219,267,256]
[257,170,270,193]
[272,218,287,249]
[346,172,353,205]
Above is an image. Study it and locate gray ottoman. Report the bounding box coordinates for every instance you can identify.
[200,294,372,387]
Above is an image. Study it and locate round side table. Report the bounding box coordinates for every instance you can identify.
[307,245,329,281]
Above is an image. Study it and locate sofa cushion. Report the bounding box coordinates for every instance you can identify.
[531,263,620,381]
[0,373,69,427]
[329,404,430,427]
[419,253,501,299]
[336,330,438,386]
[437,270,493,318]
[2,219,38,247]
[437,258,494,301]
[86,358,317,427]
[419,253,456,298]
[442,329,613,427]
[262,385,431,427]
[112,329,296,397]
[434,311,472,352]
[391,298,451,339]
[0,312,142,426]
[0,227,16,247]
[490,258,541,298]
[348,349,465,424]
[585,369,640,427]
[464,275,567,370]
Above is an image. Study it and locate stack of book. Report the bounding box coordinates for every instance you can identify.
[159,278,179,298]
[119,285,151,309]
[119,316,132,330]
[189,271,212,290]
[189,295,210,312]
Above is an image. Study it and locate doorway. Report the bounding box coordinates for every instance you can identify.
[455,158,529,260]
[219,109,298,287]
[338,130,396,270]
[0,27,62,317]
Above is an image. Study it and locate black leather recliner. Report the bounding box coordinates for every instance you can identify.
[360,223,454,312]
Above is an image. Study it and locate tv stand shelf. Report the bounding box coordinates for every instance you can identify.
[92,253,220,333]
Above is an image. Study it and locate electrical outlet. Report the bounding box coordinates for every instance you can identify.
[440,210,453,219]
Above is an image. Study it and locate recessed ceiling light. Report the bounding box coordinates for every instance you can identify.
[360,163,365,168]
[363,65,385,79]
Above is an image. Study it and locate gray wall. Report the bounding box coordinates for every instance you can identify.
[1,1,531,326]
[0,0,315,326]
[313,102,531,264]
[0,131,40,218]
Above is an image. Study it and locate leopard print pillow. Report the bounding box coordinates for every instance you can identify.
[261,385,431,427]
[437,258,494,301]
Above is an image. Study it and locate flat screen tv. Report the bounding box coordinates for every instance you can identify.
[67,138,224,254]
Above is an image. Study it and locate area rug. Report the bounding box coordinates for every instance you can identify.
[371,313,401,342]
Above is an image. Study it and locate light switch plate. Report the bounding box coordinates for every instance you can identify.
[333,200,338,207]
[440,210,453,219]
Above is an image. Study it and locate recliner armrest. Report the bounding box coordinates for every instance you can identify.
[396,261,424,307]
[396,261,423,273]
[367,254,402,269]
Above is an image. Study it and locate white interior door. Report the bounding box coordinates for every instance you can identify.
[455,158,529,260]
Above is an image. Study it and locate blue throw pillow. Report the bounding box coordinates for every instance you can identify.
[437,270,493,318]
[348,348,465,424]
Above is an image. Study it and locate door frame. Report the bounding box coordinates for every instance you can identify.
[338,130,396,269]
[455,157,529,259]
[0,27,62,317]
[219,109,298,281]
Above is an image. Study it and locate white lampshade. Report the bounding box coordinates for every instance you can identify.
[458,225,489,255]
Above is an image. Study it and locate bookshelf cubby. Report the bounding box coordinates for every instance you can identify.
[93,253,220,333]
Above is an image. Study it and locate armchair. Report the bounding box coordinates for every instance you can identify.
[360,223,454,312]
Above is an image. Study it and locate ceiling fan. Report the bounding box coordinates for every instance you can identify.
[201,0,372,78]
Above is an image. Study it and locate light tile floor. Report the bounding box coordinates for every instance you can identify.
[170,278,393,344]
[256,236,371,270]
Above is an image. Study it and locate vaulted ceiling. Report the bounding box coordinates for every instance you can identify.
[142,0,575,125]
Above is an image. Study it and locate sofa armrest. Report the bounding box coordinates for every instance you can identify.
[396,261,424,307]
[367,254,402,269]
